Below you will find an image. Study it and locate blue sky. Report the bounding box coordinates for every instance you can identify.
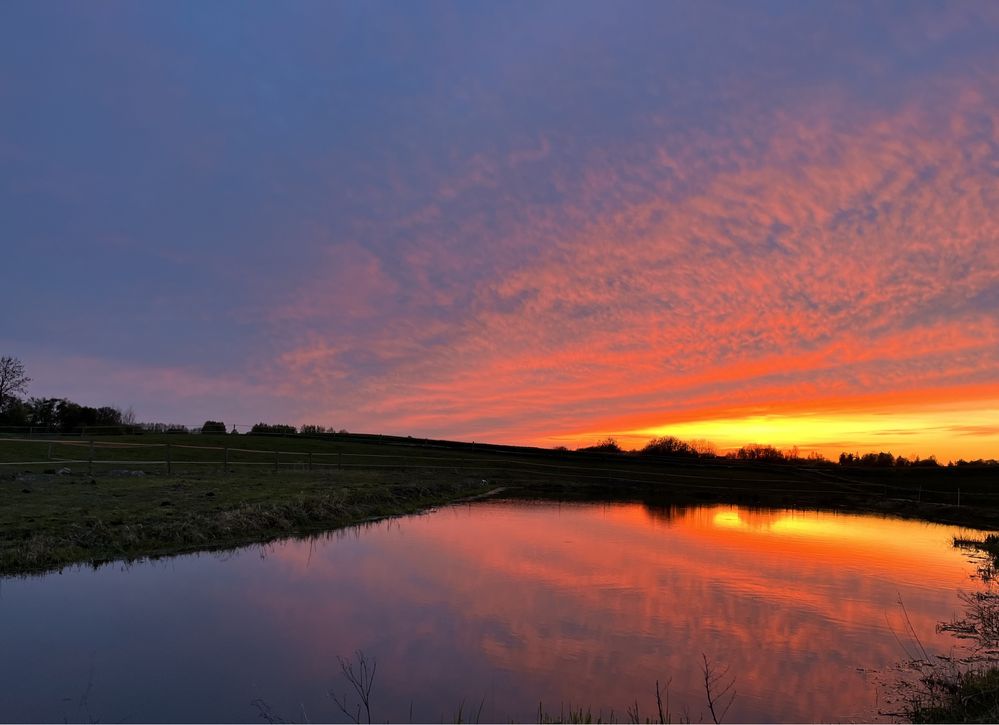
[2,1,998,458]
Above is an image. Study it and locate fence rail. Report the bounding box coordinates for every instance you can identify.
[0,438,987,508]
[0,437,842,484]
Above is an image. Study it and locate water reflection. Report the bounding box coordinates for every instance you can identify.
[0,501,986,722]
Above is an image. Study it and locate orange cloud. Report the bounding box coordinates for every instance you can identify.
[259,69,999,459]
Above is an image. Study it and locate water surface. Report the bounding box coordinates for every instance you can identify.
[0,500,986,722]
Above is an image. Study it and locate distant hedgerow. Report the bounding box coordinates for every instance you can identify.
[250,422,297,435]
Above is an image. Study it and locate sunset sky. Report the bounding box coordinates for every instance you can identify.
[2,1,998,460]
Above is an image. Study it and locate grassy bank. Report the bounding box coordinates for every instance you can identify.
[3,431,999,577]
[907,667,999,723]
[1,466,500,576]
[894,533,999,723]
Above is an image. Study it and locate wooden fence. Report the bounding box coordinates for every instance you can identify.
[0,438,988,507]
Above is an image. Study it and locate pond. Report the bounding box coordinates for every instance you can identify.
[0,500,987,723]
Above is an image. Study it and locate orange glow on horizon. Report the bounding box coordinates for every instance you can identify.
[247,75,999,461]
[544,390,999,462]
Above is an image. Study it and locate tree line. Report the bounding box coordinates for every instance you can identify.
[0,355,196,434]
[3,355,995,464]
[0,355,139,433]
[0,357,353,436]
[574,435,997,467]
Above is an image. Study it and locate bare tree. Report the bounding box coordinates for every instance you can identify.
[0,356,30,403]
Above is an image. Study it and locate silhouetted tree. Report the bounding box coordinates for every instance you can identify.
[689,439,718,457]
[736,444,785,462]
[250,422,297,435]
[201,420,226,434]
[0,397,28,425]
[642,436,697,457]
[25,397,59,426]
[0,356,30,404]
[95,406,123,427]
[578,437,622,453]
[860,451,896,467]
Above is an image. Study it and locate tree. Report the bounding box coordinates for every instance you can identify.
[642,435,697,457]
[250,422,297,435]
[0,356,30,404]
[577,437,622,453]
[736,444,786,462]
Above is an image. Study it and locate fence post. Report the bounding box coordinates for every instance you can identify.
[47,442,53,460]
[274,450,279,472]
[28,426,33,439]
[338,452,342,471]
[958,488,961,507]
[224,447,229,474]
[166,443,172,475]
[308,452,313,472]
[88,440,94,475]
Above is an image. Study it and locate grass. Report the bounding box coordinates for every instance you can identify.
[908,667,999,723]
[0,465,499,576]
[955,534,999,562]
[883,533,999,723]
[269,650,711,724]
[4,430,999,577]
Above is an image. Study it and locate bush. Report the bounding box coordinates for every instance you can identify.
[201,420,227,435]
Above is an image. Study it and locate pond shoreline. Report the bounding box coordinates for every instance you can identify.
[3,496,986,723]
[5,461,999,579]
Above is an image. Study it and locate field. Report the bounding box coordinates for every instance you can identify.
[2,431,998,577]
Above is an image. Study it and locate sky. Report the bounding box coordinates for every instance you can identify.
[1,1,998,461]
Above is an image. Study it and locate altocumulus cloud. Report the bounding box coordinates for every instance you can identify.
[1,1,997,458]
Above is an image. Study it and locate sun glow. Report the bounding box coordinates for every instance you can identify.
[598,399,999,462]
